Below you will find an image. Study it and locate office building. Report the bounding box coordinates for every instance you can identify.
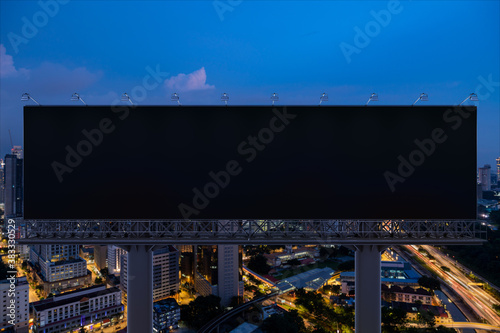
[178,245,195,285]
[3,151,23,220]
[195,245,244,307]
[0,276,29,333]
[108,246,127,275]
[121,246,179,304]
[29,245,91,295]
[153,298,181,333]
[31,285,123,333]
[479,164,491,191]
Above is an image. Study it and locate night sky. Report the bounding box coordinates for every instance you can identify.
[1,1,499,168]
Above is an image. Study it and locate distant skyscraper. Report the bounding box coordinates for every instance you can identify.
[0,159,5,205]
[195,245,243,307]
[3,153,23,219]
[11,146,23,159]
[496,157,500,186]
[478,164,491,191]
[108,245,127,275]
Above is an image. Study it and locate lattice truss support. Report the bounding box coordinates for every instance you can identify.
[18,220,486,245]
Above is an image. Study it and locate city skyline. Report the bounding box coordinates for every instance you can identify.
[0,1,499,167]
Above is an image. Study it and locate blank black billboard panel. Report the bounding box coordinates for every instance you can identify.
[24,105,476,220]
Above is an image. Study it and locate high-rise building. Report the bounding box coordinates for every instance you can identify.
[496,157,500,186]
[29,245,91,295]
[121,246,179,305]
[178,245,195,285]
[108,245,127,275]
[195,245,243,307]
[478,164,492,191]
[0,158,5,205]
[0,276,29,333]
[3,152,23,219]
[31,285,123,333]
[94,245,108,271]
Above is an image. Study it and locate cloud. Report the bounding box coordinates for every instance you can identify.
[164,67,215,92]
[28,62,102,94]
[0,44,29,78]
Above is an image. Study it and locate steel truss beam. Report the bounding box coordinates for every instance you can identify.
[18,220,486,245]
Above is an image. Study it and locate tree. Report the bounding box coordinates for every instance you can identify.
[288,258,301,267]
[261,309,306,333]
[418,276,440,291]
[417,310,436,328]
[295,288,328,317]
[338,260,355,271]
[180,295,223,330]
[382,306,408,333]
[321,284,340,295]
[247,254,271,275]
[100,267,108,276]
[94,277,103,284]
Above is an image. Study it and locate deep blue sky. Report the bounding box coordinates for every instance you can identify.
[1,0,499,167]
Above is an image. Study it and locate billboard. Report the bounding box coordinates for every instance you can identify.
[24,105,476,220]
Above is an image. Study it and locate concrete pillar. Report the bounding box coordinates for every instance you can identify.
[354,245,385,333]
[126,245,154,333]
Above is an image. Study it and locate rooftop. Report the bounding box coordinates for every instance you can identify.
[33,286,121,312]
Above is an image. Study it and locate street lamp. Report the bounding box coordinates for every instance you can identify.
[121,93,133,105]
[21,93,40,105]
[271,93,279,105]
[412,93,428,106]
[70,93,87,106]
[319,93,328,106]
[459,93,479,105]
[171,92,181,106]
[366,93,378,105]
[221,93,229,106]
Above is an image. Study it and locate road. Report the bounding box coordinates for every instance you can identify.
[440,322,500,331]
[404,245,500,327]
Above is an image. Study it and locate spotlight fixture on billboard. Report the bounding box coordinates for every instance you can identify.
[21,93,40,106]
[70,93,87,106]
[459,93,479,105]
[412,93,428,106]
[366,93,378,105]
[171,93,181,106]
[319,93,328,106]
[221,93,229,106]
[271,93,279,105]
[121,93,134,105]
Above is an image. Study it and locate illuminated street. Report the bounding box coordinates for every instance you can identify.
[404,245,500,328]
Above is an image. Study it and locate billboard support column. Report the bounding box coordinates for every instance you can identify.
[124,245,155,333]
[354,244,386,333]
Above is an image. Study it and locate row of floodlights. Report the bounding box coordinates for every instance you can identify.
[21,92,479,106]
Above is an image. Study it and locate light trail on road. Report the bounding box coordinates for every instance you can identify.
[404,245,500,327]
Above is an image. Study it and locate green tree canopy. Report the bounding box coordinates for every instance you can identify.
[247,254,271,275]
[418,276,441,291]
[180,295,223,330]
[261,309,307,333]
